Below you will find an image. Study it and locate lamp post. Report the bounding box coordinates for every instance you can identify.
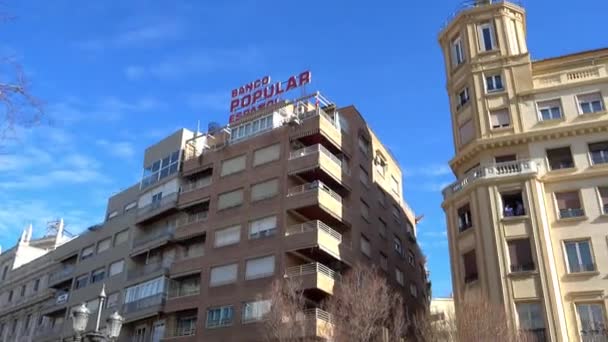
[72,284,124,342]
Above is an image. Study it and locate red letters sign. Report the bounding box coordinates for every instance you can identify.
[229,70,312,124]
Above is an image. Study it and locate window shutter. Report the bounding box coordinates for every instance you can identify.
[251,179,278,201]
[210,264,238,286]
[249,216,277,235]
[221,155,246,177]
[253,144,280,167]
[490,109,511,128]
[245,256,275,280]
[218,189,244,210]
[214,225,241,247]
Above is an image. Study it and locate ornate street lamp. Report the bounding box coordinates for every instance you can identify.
[71,284,124,342]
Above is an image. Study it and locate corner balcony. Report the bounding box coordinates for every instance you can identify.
[178,177,212,209]
[122,293,167,322]
[285,263,338,296]
[130,225,175,257]
[136,192,179,224]
[289,107,347,156]
[289,144,349,193]
[442,160,538,200]
[285,221,352,265]
[286,181,349,226]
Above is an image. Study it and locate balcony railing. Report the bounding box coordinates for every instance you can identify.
[167,327,196,338]
[286,263,339,280]
[443,160,537,199]
[137,192,178,217]
[168,285,200,299]
[177,211,208,227]
[286,220,343,242]
[181,177,211,193]
[569,263,596,273]
[287,181,343,203]
[442,0,522,32]
[559,208,585,219]
[48,265,76,284]
[127,260,173,281]
[510,263,536,273]
[535,65,607,89]
[289,144,342,167]
[133,226,175,248]
[122,292,166,314]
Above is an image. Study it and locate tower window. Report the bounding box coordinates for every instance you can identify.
[477,22,496,52]
[577,92,604,114]
[485,74,503,93]
[501,191,526,217]
[546,147,574,170]
[451,36,465,66]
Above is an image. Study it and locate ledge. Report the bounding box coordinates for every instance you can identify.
[501,215,529,223]
[556,215,587,223]
[508,270,538,278]
[564,271,600,278]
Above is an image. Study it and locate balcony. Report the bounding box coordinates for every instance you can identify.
[534,64,607,90]
[126,260,173,283]
[286,181,348,225]
[48,264,76,287]
[289,107,346,156]
[165,287,200,313]
[179,177,212,209]
[131,226,175,257]
[163,327,197,341]
[285,263,338,296]
[285,221,352,265]
[294,309,334,340]
[443,160,538,200]
[289,144,349,192]
[136,192,179,224]
[174,212,208,241]
[122,293,167,321]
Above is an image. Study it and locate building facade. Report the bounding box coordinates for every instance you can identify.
[0,91,428,341]
[440,1,608,341]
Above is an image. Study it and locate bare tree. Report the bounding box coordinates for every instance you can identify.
[263,277,309,342]
[324,263,407,342]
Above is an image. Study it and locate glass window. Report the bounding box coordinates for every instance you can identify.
[538,99,563,121]
[501,191,526,217]
[217,189,244,210]
[451,36,465,66]
[90,267,105,284]
[74,274,88,290]
[565,240,595,273]
[393,236,403,256]
[410,284,418,298]
[124,201,137,212]
[486,74,503,92]
[242,300,271,323]
[106,292,120,308]
[206,306,233,328]
[495,154,516,163]
[251,178,279,202]
[210,263,238,287]
[109,260,124,276]
[516,302,545,332]
[361,200,370,221]
[577,92,605,114]
[220,155,246,177]
[576,303,607,341]
[86,299,100,313]
[490,108,511,129]
[378,218,387,238]
[245,255,275,280]
[599,187,608,215]
[555,191,584,219]
[214,225,241,248]
[457,204,473,232]
[589,141,608,165]
[463,250,478,283]
[457,87,470,110]
[96,238,111,253]
[33,279,39,292]
[358,136,370,156]
[80,245,94,261]
[359,166,369,187]
[249,216,277,239]
[459,120,474,145]
[360,235,371,257]
[114,229,129,246]
[546,147,574,170]
[253,144,280,167]
[508,239,535,273]
[107,211,118,220]
[395,268,404,286]
[477,22,496,51]
[176,316,197,336]
[408,250,415,266]
[124,277,166,303]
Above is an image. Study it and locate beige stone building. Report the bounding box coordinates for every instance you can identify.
[440,1,608,341]
[0,91,428,341]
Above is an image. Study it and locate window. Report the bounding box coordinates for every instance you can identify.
[8,290,12,302]
[107,211,118,220]
[124,201,137,212]
[151,192,163,208]
[106,292,119,308]
[393,236,403,256]
[588,141,608,165]
[410,284,418,298]
[457,204,473,232]
[141,150,180,189]
[242,300,271,323]
[599,187,608,215]
[537,99,563,121]
[547,147,574,170]
[114,229,129,246]
[96,238,111,253]
[253,144,280,167]
[221,155,246,177]
[214,225,241,247]
[251,178,279,202]
[375,156,387,177]
[109,259,125,276]
[456,87,470,110]
[207,306,233,328]
[361,200,370,221]
[33,279,39,292]
[490,108,511,129]
[463,250,478,283]
[502,191,526,217]
[229,114,273,143]
[20,285,26,297]
[184,240,204,258]
[74,274,88,289]
[495,154,516,163]
[451,36,465,66]
[564,240,595,273]
[359,166,369,187]
[2,266,8,280]
[380,253,388,271]
[378,218,387,238]
[86,298,100,313]
[378,187,386,207]
[358,136,370,156]
[486,74,503,92]
[24,314,31,332]
[555,191,584,219]
[390,176,400,196]
[249,216,277,239]
[210,263,238,286]
[408,250,415,266]
[575,303,607,341]
[395,268,404,286]
[217,188,244,210]
[90,267,105,284]
[360,235,371,257]
[176,316,197,336]
[171,275,200,298]
[459,119,474,145]
[516,303,545,333]
[508,239,535,273]
[477,22,496,51]
[245,255,275,280]
[80,245,94,261]
[124,277,165,303]
[577,92,605,114]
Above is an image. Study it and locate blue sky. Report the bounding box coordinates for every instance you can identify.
[0,0,606,298]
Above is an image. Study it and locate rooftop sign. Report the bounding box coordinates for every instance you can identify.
[229,70,312,123]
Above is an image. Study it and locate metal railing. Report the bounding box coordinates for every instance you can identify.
[132,225,175,248]
[137,192,178,217]
[301,308,333,324]
[122,292,166,314]
[285,220,343,242]
[289,144,342,167]
[285,263,339,280]
[287,181,343,203]
[559,208,585,219]
[127,260,173,281]
[181,177,211,193]
[48,264,76,284]
[177,211,208,227]
[169,286,200,299]
[441,0,523,32]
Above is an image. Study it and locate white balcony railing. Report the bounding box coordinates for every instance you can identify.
[137,192,178,217]
[534,65,606,89]
[285,220,343,242]
[285,262,339,280]
[287,181,343,203]
[443,160,537,199]
[289,144,343,167]
[181,177,211,193]
[177,211,208,227]
[301,308,333,324]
